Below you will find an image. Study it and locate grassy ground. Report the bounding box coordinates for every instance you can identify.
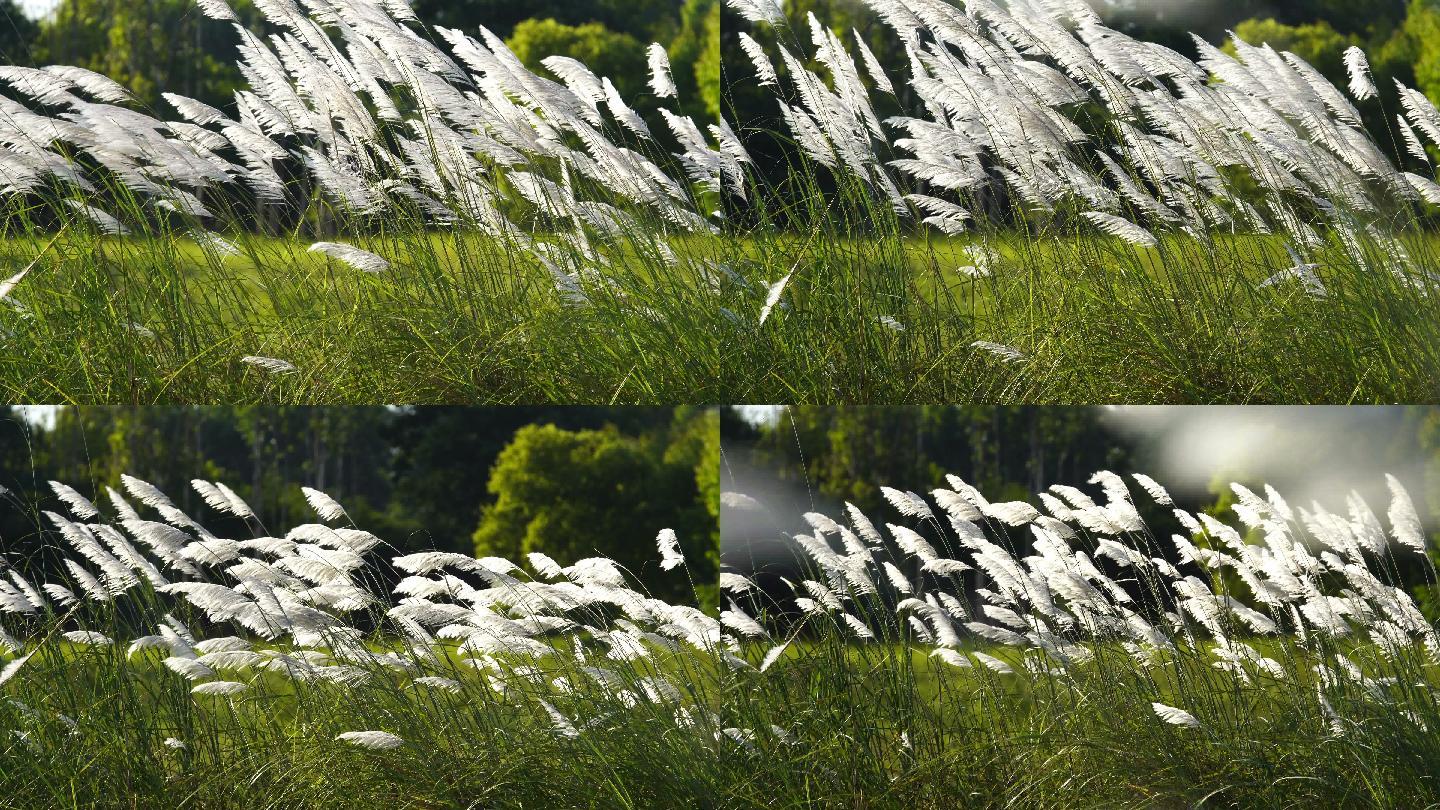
[2,472,1436,809]
[715,633,1440,808]
[718,225,1440,404]
[15,630,1436,809]
[0,640,736,809]
[0,228,726,404]
[4,225,1435,404]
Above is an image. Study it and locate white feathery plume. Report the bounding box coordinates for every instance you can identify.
[982,501,1041,527]
[1131,474,1174,506]
[930,649,972,669]
[1261,246,1327,299]
[0,262,35,302]
[120,475,174,511]
[241,356,299,375]
[603,77,651,139]
[527,552,563,579]
[192,231,241,257]
[302,487,347,522]
[215,484,255,519]
[1151,702,1201,728]
[657,528,684,571]
[725,0,784,27]
[1397,118,1430,165]
[841,614,875,640]
[164,657,217,681]
[759,270,793,325]
[308,242,389,274]
[42,66,133,104]
[42,583,76,607]
[971,341,1025,363]
[191,481,247,518]
[881,488,933,520]
[852,31,894,95]
[336,730,404,750]
[845,503,883,545]
[192,681,250,696]
[1081,212,1158,248]
[0,627,24,656]
[721,492,763,512]
[647,44,677,99]
[411,676,461,693]
[1403,172,1440,205]
[722,602,768,638]
[759,641,789,672]
[1385,475,1425,554]
[737,33,779,86]
[539,700,580,739]
[1344,46,1377,102]
[195,0,239,21]
[50,482,100,519]
[0,652,32,687]
[971,652,1014,675]
[62,200,128,235]
[718,573,757,597]
[881,561,913,595]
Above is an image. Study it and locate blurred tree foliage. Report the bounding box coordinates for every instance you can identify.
[0,407,718,607]
[735,406,1133,514]
[8,0,718,123]
[507,19,650,99]
[719,0,1440,223]
[0,0,35,64]
[1100,0,1409,49]
[33,0,263,111]
[668,0,722,120]
[411,0,680,43]
[472,408,719,607]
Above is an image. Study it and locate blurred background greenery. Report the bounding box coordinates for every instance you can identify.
[0,406,720,608]
[723,406,1440,617]
[0,0,1424,204]
[723,0,1440,224]
[0,0,1427,158]
[0,0,719,120]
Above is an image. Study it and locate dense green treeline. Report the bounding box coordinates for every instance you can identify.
[0,0,719,120]
[0,0,1426,210]
[0,406,719,606]
[726,406,1440,515]
[724,0,1440,225]
[724,406,1440,614]
[0,0,1427,147]
[725,406,1134,514]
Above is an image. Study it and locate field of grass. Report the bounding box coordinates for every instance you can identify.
[0,0,1435,403]
[712,469,1440,806]
[0,475,746,808]
[5,223,1436,404]
[24,459,1440,805]
[0,229,728,404]
[715,0,1440,404]
[4,467,1439,806]
[719,226,1440,403]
